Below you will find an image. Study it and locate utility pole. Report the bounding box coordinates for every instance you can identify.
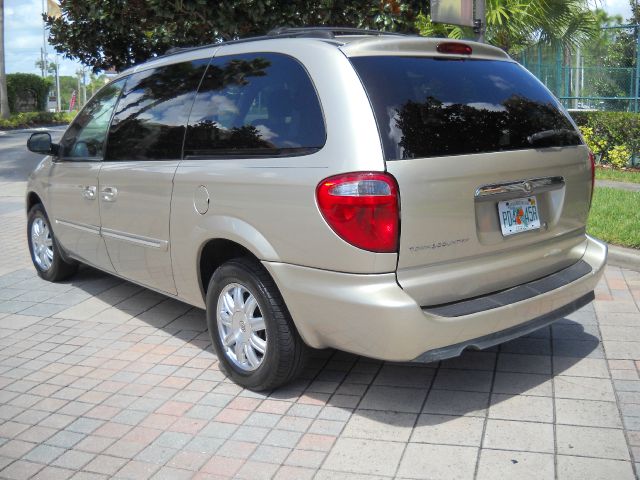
[55,55,61,112]
[76,67,88,109]
[76,71,81,110]
[39,48,45,78]
[41,0,47,78]
[636,24,640,113]
[475,0,486,43]
[0,0,9,119]
[82,68,86,105]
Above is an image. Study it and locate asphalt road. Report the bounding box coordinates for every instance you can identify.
[0,126,66,182]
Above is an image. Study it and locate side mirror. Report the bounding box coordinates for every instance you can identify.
[27,132,59,156]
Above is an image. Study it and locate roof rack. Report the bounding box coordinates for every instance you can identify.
[160,26,407,59]
[266,26,407,39]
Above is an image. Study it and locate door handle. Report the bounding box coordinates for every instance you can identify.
[82,185,97,200]
[101,186,118,202]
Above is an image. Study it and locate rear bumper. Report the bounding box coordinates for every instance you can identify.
[414,292,594,363]
[263,235,607,362]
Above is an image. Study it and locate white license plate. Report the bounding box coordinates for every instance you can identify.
[498,196,541,236]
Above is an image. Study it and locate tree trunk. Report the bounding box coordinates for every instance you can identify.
[0,0,9,119]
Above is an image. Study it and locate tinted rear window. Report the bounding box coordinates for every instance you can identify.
[184,53,325,158]
[350,56,581,160]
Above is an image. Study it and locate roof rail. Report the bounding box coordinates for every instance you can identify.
[160,26,407,59]
[266,26,407,39]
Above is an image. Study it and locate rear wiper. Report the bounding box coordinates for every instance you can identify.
[527,129,580,145]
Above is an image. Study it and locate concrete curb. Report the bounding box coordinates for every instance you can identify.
[608,244,640,272]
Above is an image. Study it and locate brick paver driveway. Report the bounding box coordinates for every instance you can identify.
[1,180,639,480]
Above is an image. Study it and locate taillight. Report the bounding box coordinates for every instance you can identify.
[316,172,399,253]
[437,42,473,55]
[589,151,596,207]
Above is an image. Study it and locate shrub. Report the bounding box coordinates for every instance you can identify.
[609,145,632,169]
[0,111,76,130]
[570,111,640,168]
[6,73,53,112]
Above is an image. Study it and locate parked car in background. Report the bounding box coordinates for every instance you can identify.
[26,28,606,390]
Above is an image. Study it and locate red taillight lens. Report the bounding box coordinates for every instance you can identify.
[316,172,399,253]
[589,151,596,207]
[437,42,473,55]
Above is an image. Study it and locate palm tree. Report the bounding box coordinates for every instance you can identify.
[534,0,598,52]
[418,0,598,56]
[0,0,9,119]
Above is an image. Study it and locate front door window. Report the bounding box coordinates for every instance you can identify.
[59,79,126,160]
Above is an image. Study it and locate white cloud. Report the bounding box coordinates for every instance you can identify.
[603,0,633,19]
[5,0,84,76]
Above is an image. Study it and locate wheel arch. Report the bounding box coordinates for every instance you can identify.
[198,238,259,301]
[26,191,43,213]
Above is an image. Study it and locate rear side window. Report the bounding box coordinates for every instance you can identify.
[184,53,325,158]
[105,59,209,161]
[350,56,582,160]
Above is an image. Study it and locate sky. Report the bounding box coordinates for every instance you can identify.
[5,0,83,77]
[604,0,634,19]
[3,0,637,78]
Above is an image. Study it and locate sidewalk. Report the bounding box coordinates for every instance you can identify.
[595,179,640,193]
[0,182,640,479]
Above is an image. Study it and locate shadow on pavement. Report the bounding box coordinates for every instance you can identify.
[7,263,600,429]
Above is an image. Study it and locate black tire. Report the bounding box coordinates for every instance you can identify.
[27,204,78,282]
[206,257,307,391]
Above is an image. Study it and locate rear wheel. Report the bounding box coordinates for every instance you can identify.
[206,257,307,391]
[27,204,78,282]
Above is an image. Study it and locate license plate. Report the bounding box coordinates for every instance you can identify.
[498,196,541,236]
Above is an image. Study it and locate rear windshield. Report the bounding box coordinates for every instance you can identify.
[350,56,582,160]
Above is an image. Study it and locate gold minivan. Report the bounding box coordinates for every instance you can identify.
[26,28,606,390]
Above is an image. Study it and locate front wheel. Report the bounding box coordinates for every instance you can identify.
[27,204,78,282]
[206,257,307,391]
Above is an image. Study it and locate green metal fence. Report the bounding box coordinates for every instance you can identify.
[515,25,640,113]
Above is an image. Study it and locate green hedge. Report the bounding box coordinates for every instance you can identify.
[6,73,52,112]
[0,111,76,130]
[570,111,640,168]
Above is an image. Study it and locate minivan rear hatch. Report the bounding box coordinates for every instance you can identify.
[350,51,592,306]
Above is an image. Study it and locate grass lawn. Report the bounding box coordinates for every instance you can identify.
[595,167,640,184]
[588,187,640,249]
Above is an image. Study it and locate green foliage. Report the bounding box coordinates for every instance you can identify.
[609,144,632,169]
[6,74,52,113]
[588,187,640,249]
[573,111,640,168]
[34,59,58,76]
[580,6,639,106]
[0,111,76,130]
[578,126,605,156]
[47,1,424,72]
[417,0,598,55]
[57,75,78,109]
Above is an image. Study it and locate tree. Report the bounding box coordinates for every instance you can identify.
[35,59,58,76]
[0,0,9,118]
[418,0,598,55]
[586,1,640,110]
[46,1,424,72]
